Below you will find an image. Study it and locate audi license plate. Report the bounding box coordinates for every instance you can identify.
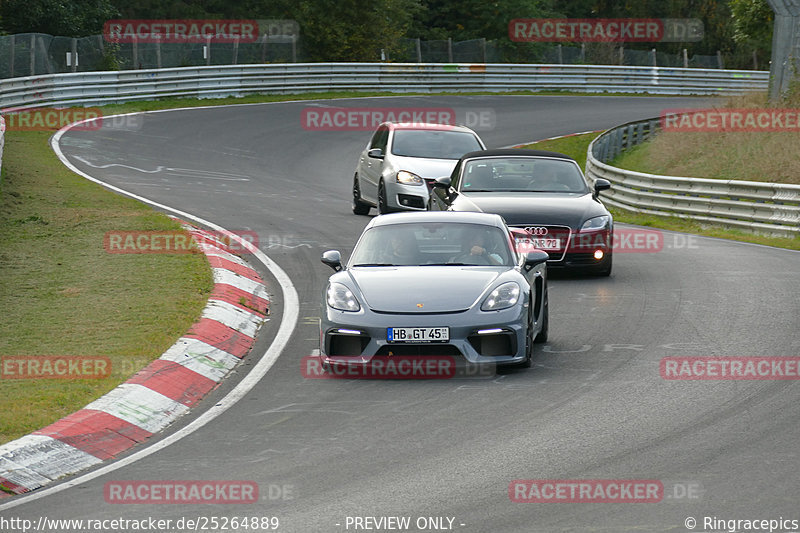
[387,327,449,343]
[517,237,561,251]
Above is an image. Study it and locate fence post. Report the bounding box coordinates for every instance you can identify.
[30,34,36,76]
[753,50,758,70]
[557,44,563,64]
[156,40,162,68]
[581,43,585,63]
[261,34,267,63]
[447,37,453,62]
[619,44,623,65]
[482,38,487,63]
[651,48,657,67]
[232,37,239,64]
[683,48,688,68]
[416,38,422,62]
[70,38,78,72]
[717,50,724,69]
[205,36,211,65]
[9,35,14,77]
[291,35,297,62]
[132,37,138,69]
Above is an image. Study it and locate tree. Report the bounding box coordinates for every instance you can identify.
[730,0,773,56]
[291,0,422,61]
[0,0,118,36]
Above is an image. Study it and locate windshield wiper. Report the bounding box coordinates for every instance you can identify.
[351,263,397,267]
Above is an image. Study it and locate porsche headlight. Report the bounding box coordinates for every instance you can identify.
[327,283,360,312]
[481,282,520,311]
[396,170,424,185]
[581,215,611,231]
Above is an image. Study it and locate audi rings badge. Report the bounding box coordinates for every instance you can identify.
[524,226,548,236]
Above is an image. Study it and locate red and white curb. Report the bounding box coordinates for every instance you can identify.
[0,219,269,498]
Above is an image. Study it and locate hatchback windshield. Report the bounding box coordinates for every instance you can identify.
[391,130,483,159]
[349,222,514,267]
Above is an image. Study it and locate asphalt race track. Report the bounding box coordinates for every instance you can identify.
[4,95,800,532]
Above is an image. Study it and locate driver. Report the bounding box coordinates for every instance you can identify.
[451,230,503,265]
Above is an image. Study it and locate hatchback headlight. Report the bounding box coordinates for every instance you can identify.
[581,215,611,230]
[327,283,360,312]
[396,170,424,185]
[481,282,520,311]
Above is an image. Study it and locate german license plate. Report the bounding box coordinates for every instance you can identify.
[387,327,449,343]
[517,237,561,251]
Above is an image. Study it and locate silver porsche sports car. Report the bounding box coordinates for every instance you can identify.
[319,212,549,372]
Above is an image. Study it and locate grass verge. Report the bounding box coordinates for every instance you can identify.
[0,131,213,445]
[612,92,800,185]
[520,132,800,250]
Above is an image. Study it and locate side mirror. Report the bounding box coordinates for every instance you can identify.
[522,250,549,272]
[321,250,343,272]
[432,176,451,189]
[593,178,611,197]
[367,148,384,159]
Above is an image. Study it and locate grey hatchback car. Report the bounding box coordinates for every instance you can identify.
[352,122,486,215]
[319,212,549,372]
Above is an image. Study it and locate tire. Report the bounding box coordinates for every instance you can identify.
[534,289,548,344]
[377,180,392,215]
[352,175,371,215]
[520,301,533,367]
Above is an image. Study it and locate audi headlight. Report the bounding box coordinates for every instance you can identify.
[481,282,520,311]
[396,170,424,185]
[327,283,360,312]
[581,215,611,230]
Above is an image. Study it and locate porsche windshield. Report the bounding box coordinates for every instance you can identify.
[349,223,514,267]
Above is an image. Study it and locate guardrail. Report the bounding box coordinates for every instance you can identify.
[0,63,768,109]
[585,117,800,237]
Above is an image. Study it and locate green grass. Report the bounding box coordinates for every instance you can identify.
[519,132,800,250]
[0,131,213,444]
[611,130,800,185]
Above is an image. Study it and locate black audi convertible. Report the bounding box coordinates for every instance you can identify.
[428,149,613,276]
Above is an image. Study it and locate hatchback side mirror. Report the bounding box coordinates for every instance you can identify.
[367,148,384,159]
